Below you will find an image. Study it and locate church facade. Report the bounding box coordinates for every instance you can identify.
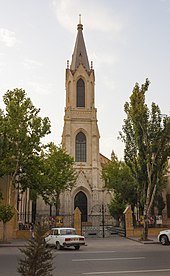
[59,19,112,223]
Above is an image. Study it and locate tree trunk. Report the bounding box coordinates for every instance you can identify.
[2,222,7,243]
[143,213,148,240]
[143,199,149,240]
[49,204,52,216]
[8,178,13,205]
[142,161,153,241]
[55,194,60,216]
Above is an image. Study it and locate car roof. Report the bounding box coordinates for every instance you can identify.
[51,227,75,230]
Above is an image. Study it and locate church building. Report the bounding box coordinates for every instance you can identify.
[59,17,112,224]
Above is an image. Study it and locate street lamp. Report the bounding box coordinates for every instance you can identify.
[101,203,105,238]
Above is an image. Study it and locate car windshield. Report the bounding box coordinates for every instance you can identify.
[60,229,76,235]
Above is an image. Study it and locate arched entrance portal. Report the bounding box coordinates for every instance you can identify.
[74,191,87,222]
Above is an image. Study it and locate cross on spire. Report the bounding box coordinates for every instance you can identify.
[79,14,81,24]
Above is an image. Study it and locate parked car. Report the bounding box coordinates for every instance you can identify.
[45,227,85,250]
[158,229,170,245]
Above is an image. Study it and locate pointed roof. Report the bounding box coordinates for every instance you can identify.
[70,16,90,72]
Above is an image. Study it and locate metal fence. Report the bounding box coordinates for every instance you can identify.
[82,214,117,238]
[17,212,126,238]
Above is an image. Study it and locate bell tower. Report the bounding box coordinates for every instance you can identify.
[60,17,109,222]
[62,16,99,167]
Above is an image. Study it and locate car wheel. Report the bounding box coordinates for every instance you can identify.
[160,235,169,245]
[74,245,80,250]
[56,241,61,250]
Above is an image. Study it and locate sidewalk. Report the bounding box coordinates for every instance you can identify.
[128,235,159,244]
[0,235,159,247]
[0,239,27,247]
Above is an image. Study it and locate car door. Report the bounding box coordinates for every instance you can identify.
[46,230,54,245]
[51,229,59,245]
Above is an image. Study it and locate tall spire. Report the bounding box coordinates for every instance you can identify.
[70,15,90,72]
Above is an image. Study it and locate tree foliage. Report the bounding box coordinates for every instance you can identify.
[41,143,77,214]
[18,153,45,200]
[0,191,3,201]
[0,204,14,242]
[102,155,137,220]
[18,223,54,276]
[0,88,51,202]
[0,88,77,219]
[120,79,170,239]
[108,195,126,222]
[0,204,14,224]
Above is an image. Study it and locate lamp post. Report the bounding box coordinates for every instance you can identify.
[101,188,106,238]
[101,203,105,238]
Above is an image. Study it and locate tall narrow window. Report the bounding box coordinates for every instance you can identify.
[75,132,86,162]
[76,78,85,107]
[68,81,71,104]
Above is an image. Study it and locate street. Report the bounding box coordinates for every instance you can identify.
[0,236,170,275]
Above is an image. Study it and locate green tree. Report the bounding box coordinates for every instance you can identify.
[0,204,14,242]
[18,223,54,276]
[120,79,170,240]
[108,195,126,224]
[17,152,47,222]
[0,88,51,203]
[0,109,7,178]
[102,155,137,222]
[42,143,77,215]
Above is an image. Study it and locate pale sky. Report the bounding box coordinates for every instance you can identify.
[0,0,170,159]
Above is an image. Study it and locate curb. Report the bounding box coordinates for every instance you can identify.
[127,237,159,244]
[0,244,26,247]
[0,240,27,247]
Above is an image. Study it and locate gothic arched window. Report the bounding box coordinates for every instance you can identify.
[75,132,86,162]
[76,78,85,107]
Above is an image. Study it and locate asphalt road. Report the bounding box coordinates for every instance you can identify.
[1,236,170,276]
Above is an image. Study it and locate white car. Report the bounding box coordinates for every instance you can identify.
[158,229,170,245]
[45,227,85,250]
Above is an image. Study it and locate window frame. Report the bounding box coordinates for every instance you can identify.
[76,78,85,107]
[75,132,86,162]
